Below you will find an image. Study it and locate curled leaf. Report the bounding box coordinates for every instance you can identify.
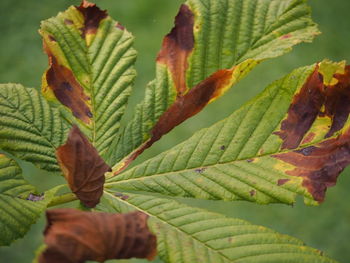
[39,209,157,263]
[56,125,110,207]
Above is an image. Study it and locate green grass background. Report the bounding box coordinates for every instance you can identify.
[0,0,349,262]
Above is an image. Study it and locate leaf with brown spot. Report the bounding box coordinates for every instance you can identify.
[107,0,319,172]
[106,61,350,206]
[273,130,350,202]
[56,125,111,208]
[40,1,137,155]
[157,4,194,95]
[45,55,92,124]
[275,62,350,149]
[76,0,107,39]
[39,209,157,263]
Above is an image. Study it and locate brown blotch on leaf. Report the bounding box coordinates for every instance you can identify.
[45,52,92,124]
[76,0,107,38]
[157,4,194,95]
[324,66,350,137]
[151,69,233,143]
[277,179,290,186]
[39,209,157,263]
[249,190,256,197]
[113,69,234,175]
[56,125,111,208]
[275,65,350,150]
[274,67,324,149]
[273,129,350,202]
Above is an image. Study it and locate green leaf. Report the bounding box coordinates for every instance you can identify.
[106,0,319,172]
[0,154,58,246]
[0,84,69,172]
[106,61,350,205]
[40,1,137,157]
[102,191,337,263]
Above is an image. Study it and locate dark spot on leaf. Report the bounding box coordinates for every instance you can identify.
[249,190,256,196]
[56,125,110,208]
[86,111,93,118]
[64,19,74,25]
[157,4,194,94]
[61,81,73,91]
[298,146,317,156]
[121,195,129,200]
[76,0,108,38]
[26,193,44,202]
[273,129,350,202]
[40,209,157,262]
[194,168,206,174]
[247,159,254,163]
[277,179,290,186]
[220,145,226,150]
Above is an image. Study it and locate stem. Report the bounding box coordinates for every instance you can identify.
[48,193,78,207]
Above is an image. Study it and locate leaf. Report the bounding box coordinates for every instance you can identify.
[56,125,111,208]
[0,83,69,172]
[40,0,137,156]
[106,0,319,173]
[106,60,350,205]
[102,191,337,263]
[39,208,157,263]
[0,154,58,246]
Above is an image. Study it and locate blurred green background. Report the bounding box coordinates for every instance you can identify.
[0,0,349,262]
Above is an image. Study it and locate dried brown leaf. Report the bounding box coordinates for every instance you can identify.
[56,125,110,207]
[39,209,157,263]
